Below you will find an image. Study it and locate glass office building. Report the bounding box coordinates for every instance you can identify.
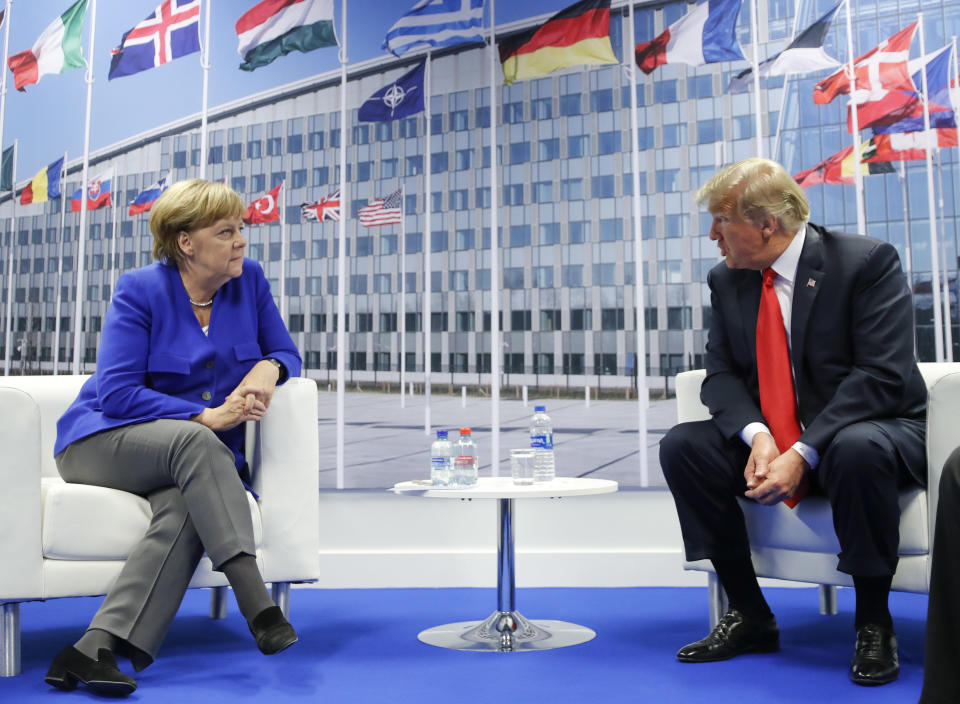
[2,0,958,381]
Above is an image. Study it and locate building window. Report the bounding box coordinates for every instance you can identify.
[601,308,625,330]
[533,266,554,288]
[503,267,524,289]
[540,309,561,331]
[569,308,592,330]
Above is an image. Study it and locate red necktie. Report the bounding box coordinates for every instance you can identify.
[756,268,807,507]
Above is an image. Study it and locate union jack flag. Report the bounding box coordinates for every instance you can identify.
[302,190,340,222]
[108,0,201,80]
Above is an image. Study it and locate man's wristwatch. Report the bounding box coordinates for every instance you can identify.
[264,357,287,382]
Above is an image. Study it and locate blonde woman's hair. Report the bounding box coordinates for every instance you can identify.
[696,158,810,233]
[149,179,245,265]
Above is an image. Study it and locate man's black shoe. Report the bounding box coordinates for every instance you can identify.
[850,623,899,686]
[44,646,137,696]
[676,609,779,662]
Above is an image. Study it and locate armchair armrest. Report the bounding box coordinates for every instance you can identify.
[925,369,960,544]
[247,377,320,583]
[676,369,709,424]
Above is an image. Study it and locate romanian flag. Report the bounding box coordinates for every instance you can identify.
[499,0,617,86]
[20,157,65,205]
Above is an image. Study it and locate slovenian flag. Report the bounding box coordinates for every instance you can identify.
[20,157,65,205]
[236,0,337,72]
[635,0,744,75]
[128,173,171,216]
[7,0,88,91]
[70,168,113,213]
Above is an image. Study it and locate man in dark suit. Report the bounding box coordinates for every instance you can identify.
[660,158,926,685]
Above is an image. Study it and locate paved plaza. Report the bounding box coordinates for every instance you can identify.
[316,388,678,489]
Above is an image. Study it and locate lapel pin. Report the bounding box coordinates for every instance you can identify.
[807,278,817,288]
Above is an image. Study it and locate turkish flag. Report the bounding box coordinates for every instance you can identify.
[243,184,281,224]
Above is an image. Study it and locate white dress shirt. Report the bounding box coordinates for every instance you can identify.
[738,224,821,469]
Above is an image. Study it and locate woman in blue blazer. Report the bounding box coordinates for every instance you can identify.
[45,179,302,696]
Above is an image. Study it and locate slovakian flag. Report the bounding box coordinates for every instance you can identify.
[128,173,171,216]
[70,168,113,212]
[358,189,403,228]
[236,0,338,72]
[108,0,201,80]
[794,141,895,187]
[358,60,425,122]
[499,0,618,86]
[635,0,744,75]
[729,2,841,92]
[383,0,484,57]
[21,157,65,205]
[301,190,340,221]
[868,45,956,135]
[244,184,282,224]
[7,0,88,92]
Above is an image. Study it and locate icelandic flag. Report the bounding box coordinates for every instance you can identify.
[108,0,201,80]
[128,173,171,216]
[383,0,484,57]
[70,169,113,213]
[870,45,956,135]
[635,0,744,75]
[358,60,425,122]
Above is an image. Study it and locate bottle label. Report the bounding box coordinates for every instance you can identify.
[431,457,451,469]
[454,456,473,466]
[531,433,553,450]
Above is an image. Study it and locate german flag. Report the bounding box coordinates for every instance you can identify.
[499,0,618,86]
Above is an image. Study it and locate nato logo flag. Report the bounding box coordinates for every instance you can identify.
[358,61,425,122]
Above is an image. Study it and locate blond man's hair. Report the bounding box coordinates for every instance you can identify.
[149,179,245,265]
[696,158,810,233]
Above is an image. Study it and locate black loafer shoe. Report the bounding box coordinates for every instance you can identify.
[44,646,137,696]
[249,605,298,655]
[677,609,780,662]
[850,624,899,686]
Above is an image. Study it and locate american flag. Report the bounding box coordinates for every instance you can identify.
[302,190,340,222]
[358,189,402,227]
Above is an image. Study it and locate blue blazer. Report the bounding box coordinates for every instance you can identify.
[55,259,302,471]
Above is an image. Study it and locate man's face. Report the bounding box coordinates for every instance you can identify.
[708,210,770,270]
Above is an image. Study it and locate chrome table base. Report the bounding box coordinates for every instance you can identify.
[418,609,596,652]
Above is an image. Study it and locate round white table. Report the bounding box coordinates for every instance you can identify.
[392,476,618,652]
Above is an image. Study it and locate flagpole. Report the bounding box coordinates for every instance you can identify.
[627,1,649,486]
[53,151,67,375]
[0,0,14,201]
[898,162,914,289]
[73,0,98,374]
[399,182,406,408]
[842,0,866,236]
[488,0,501,477]
[423,50,433,436]
[335,0,347,489]
[109,181,118,296]
[3,139,15,376]
[198,0,212,180]
[279,180,287,323]
[772,0,803,161]
[749,0,763,156]
[917,13,945,362]
[934,150,953,361]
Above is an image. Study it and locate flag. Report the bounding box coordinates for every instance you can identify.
[244,184,282,224]
[128,173,171,216]
[635,0,743,75]
[729,2,841,92]
[499,0,618,86]
[862,129,958,162]
[108,0,201,80]
[358,189,403,227]
[20,157,65,205]
[301,190,340,221]
[236,0,337,72]
[793,142,895,187]
[69,168,113,212]
[383,0,484,57]
[866,45,955,134]
[1,146,13,192]
[7,0,88,92]
[814,22,916,108]
[358,60,425,122]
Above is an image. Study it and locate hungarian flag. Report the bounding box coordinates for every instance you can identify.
[244,184,282,224]
[236,0,337,72]
[21,157,65,205]
[7,0,88,92]
[794,141,895,187]
[499,0,618,86]
[635,0,744,75]
[70,168,113,212]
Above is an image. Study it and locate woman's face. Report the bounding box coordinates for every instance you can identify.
[178,216,246,282]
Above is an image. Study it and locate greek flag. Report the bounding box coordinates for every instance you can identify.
[383,0,485,57]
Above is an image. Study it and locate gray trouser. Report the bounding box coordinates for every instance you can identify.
[56,419,257,667]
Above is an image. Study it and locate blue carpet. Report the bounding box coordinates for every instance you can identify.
[0,587,926,703]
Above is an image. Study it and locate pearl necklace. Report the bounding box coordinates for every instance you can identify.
[189,297,214,308]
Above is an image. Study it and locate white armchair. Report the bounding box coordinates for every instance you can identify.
[675,362,960,627]
[0,375,320,677]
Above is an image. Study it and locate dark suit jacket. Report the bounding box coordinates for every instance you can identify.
[701,222,926,481]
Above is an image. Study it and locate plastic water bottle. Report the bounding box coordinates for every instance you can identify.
[430,430,453,487]
[453,427,478,487]
[530,405,555,482]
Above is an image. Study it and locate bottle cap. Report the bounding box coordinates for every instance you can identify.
[437,430,448,438]
[460,427,472,435]
[535,405,546,412]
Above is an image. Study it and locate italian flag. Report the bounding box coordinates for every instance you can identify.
[7,0,88,92]
[236,0,337,72]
